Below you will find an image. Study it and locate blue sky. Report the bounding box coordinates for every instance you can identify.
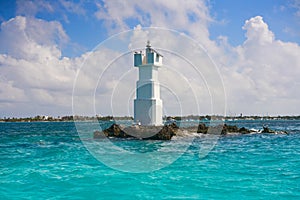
[0,0,300,117]
[209,0,300,45]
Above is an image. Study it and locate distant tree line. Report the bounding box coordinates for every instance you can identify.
[0,115,299,122]
[0,115,134,122]
[164,115,300,121]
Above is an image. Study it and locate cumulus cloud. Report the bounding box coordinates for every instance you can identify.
[0,16,127,117]
[242,16,274,45]
[222,16,300,115]
[0,16,68,60]
[0,16,76,116]
[95,0,211,41]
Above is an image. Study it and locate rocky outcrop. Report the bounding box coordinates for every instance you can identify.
[196,123,250,135]
[222,124,239,134]
[261,126,275,133]
[238,127,251,134]
[94,123,179,140]
[145,123,178,140]
[261,126,287,134]
[94,123,287,140]
[94,124,132,138]
[197,123,208,134]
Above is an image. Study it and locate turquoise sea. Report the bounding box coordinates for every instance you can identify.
[1,120,300,199]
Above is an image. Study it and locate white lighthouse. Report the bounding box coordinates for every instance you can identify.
[134,41,163,126]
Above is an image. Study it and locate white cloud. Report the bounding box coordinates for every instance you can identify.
[0,80,27,103]
[290,0,300,17]
[242,16,274,45]
[0,16,76,116]
[222,16,300,115]
[0,16,68,60]
[95,0,211,41]
[0,16,134,117]
[59,0,86,16]
[16,0,54,17]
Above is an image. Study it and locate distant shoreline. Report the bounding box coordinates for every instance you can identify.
[1,115,300,122]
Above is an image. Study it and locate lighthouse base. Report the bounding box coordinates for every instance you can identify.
[134,99,163,126]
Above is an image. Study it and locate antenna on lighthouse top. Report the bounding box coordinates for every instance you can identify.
[146,40,151,48]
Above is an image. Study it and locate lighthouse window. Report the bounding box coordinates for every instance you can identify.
[156,54,160,62]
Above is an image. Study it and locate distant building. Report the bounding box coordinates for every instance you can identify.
[134,41,163,126]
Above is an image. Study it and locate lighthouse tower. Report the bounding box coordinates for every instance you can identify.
[134,41,163,126]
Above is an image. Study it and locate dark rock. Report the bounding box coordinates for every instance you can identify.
[261,126,276,133]
[210,124,240,135]
[197,123,208,134]
[169,122,179,130]
[223,124,239,133]
[207,124,249,135]
[197,123,240,135]
[146,123,179,140]
[261,126,288,134]
[239,127,251,134]
[94,123,179,140]
[95,124,133,138]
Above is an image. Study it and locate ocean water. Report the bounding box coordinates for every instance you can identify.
[1,120,300,199]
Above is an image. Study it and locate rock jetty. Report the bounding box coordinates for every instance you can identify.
[94,123,179,140]
[94,123,287,140]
